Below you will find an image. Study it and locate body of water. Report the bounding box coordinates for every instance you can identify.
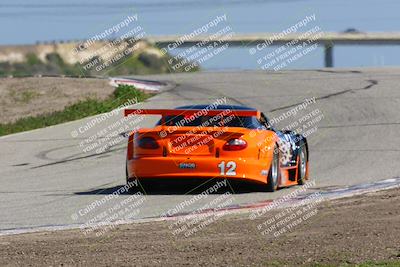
[1,0,400,69]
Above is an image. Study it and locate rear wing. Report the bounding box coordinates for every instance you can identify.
[124,108,260,125]
[124,109,259,117]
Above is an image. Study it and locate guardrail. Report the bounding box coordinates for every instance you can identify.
[148,32,400,68]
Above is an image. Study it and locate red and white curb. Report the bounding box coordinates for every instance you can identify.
[109,77,169,92]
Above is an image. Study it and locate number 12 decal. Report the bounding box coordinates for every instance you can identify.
[218,161,237,176]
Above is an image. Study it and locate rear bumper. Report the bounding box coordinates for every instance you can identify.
[127,156,271,184]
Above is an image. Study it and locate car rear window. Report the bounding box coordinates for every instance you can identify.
[158,115,265,129]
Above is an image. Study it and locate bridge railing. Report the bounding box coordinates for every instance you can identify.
[148,32,400,68]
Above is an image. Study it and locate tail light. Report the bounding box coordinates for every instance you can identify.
[138,136,159,149]
[223,138,247,151]
[127,133,134,160]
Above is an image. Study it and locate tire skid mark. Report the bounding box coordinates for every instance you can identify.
[270,79,378,112]
[318,122,400,129]
[166,84,248,106]
[31,146,125,169]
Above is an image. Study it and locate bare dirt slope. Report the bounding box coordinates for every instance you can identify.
[1,188,399,266]
[0,77,113,123]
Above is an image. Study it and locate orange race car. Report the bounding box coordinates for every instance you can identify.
[125,105,309,191]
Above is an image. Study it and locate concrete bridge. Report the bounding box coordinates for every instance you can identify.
[148,32,400,68]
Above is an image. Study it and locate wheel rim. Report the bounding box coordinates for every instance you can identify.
[272,152,278,185]
[300,149,306,178]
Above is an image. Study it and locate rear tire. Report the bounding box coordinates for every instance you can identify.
[125,163,129,184]
[297,142,307,185]
[126,163,138,193]
[266,144,280,192]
